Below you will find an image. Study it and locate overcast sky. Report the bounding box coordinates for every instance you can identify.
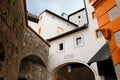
[26,0,84,16]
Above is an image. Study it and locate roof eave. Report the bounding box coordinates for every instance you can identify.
[47,23,88,41]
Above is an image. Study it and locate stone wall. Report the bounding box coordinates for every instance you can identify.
[19,59,47,80]
[0,0,25,79]
[20,27,49,65]
[17,26,49,80]
[0,0,49,80]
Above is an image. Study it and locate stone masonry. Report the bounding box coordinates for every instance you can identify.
[0,0,49,80]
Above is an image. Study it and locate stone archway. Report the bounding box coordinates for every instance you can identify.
[19,55,47,80]
[53,63,95,80]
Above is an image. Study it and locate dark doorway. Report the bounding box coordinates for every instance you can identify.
[97,59,117,80]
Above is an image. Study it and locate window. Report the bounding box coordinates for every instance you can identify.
[38,27,41,35]
[76,37,82,45]
[57,41,65,52]
[57,27,64,35]
[39,16,42,21]
[52,16,54,19]
[96,29,103,38]
[88,0,93,4]
[74,35,84,47]
[78,16,81,19]
[57,42,64,52]
[114,31,120,46]
[59,43,63,50]
[92,11,96,19]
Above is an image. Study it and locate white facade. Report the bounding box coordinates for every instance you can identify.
[47,0,106,80]
[28,0,107,79]
[38,11,77,40]
[48,29,106,80]
[68,9,88,27]
[28,20,39,33]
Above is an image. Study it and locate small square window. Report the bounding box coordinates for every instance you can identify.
[57,27,64,35]
[59,43,63,50]
[96,30,103,37]
[74,35,84,47]
[92,12,96,19]
[78,16,81,19]
[57,41,65,52]
[76,37,82,45]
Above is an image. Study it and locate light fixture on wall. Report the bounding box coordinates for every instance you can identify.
[67,65,72,73]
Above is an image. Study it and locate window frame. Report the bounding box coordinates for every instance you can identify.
[38,27,41,35]
[57,27,64,35]
[78,16,81,19]
[74,34,84,47]
[57,41,65,52]
[95,29,103,38]
[92,11,96,19]
[88,0,93,4]
[59,43,63,50]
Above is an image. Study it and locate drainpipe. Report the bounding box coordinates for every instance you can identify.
[83,0,89,24]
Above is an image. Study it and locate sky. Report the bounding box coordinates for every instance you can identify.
[26,0,85,16]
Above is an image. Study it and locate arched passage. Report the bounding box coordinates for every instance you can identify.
[52,62,95,80]
[19,55,47,80]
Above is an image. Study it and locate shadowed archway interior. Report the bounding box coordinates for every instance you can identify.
[54,63,95,80]
[19,55,47,80]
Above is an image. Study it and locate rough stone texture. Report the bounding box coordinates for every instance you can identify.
[115,63,120,80]
[17,27,49,80]
[19,59,47,80]
[21,27,49,65]
[114,31,120,46]
[108,0,120,21]
[0,0,49,80]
